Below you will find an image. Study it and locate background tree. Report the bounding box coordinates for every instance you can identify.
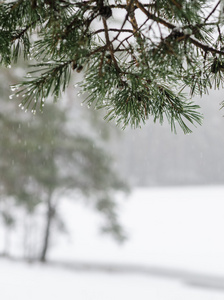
[1,0,224,133]
[0,95,128,262]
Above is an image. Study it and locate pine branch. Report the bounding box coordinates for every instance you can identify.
[11,61,72,112]
[2,0,224,133]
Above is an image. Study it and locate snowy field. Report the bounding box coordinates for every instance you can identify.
[1,258,224,300]
[1,186,224,299]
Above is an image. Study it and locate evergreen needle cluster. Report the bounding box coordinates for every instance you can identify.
[1,0,224,133]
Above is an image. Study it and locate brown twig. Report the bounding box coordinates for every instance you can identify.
[93,28,133,35]
[134,0,176,30]
[99,51,105,76]
[126,0,139,38]
[204,0,221,23]
[12,21,36,41]
[189,36,224,55]
[74,2,155,10]
[113,0,135,42]
[102,17,120,71]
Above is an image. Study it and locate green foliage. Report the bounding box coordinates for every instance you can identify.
[1,210,15,227]
[0,99,128,244]
[1,0,224,133]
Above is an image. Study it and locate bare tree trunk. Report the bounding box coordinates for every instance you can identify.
[40,192,54,262]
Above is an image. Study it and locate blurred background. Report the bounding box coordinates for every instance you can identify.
[0,63,224,300]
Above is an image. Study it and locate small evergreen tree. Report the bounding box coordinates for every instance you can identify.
[1,1,224,132]
[0,99,128,262]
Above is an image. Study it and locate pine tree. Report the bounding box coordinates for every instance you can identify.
[1,0,224,133]
[0,95,128,262]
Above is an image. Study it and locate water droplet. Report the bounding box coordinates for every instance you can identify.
[8,65,11,69]
[18,103,22,107]
[9,94,14,99]
[10,86,17,91]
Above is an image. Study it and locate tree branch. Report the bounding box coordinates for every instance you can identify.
[94,28,133,35]
[189,36,224,55]
[204,0,221,23]
[102,17,120,71]
[134,0,176,30]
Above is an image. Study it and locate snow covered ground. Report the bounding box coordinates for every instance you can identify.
[1,258,224,300]
[1,186,224,299]
[51,186,224,274]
